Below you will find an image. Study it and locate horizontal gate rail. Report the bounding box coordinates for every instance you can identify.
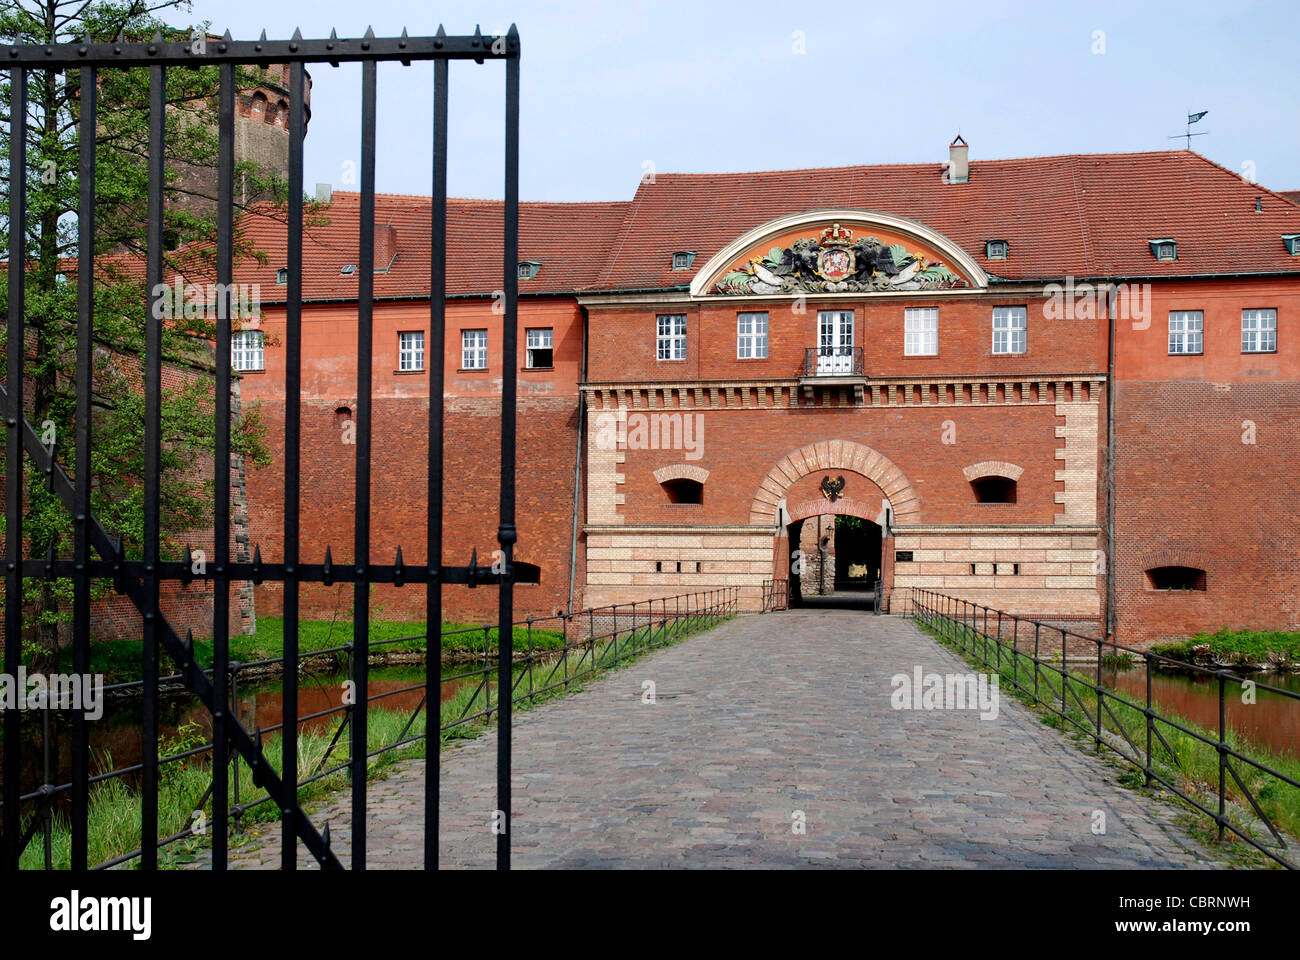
[909,588,1299,869]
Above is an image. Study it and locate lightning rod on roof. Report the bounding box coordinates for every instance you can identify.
[1168,109,1209,150]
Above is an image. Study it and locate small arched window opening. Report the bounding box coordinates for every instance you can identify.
[971,476,1017,503]
[661,478,703,504]
[1146,566,1206,591]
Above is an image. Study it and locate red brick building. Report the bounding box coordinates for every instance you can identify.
[232,142,1300,645]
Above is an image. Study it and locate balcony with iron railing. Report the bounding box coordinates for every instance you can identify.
[800,346,868,402]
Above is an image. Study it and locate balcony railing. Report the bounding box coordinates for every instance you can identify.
[803,346,865,378]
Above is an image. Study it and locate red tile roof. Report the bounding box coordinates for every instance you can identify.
[236,192,628,301]
[588,150,1300,289]
[63,150,1300,299]
[1281,190,1300,206]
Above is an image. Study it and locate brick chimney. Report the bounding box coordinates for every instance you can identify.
[375,223,398,270]
[948,135,969,184]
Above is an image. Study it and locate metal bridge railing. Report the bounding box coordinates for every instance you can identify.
[760,579,789,612]
[910,588,1298,869]
[441,589,738,736]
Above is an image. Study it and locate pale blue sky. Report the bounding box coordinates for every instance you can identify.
[181,0,1300,201]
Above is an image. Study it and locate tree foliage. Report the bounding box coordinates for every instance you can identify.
[0,0,288,653]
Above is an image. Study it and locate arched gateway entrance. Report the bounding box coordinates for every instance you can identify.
[751,441,921,612]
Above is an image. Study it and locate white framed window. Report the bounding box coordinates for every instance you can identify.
[1242,308,1277,353]
[904,307,938,356]
[461,329,488,369]
[398,331,424,371]
[1168,311,1203,355]
[231,330,264,372]
[992,306,1027,355]
[526,327,553,368]
[657,314,686,361]
[737,312,768,359]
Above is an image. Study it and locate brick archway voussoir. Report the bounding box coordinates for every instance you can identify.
[750,441,921,525]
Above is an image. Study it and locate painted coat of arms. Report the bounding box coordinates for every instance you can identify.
[716,222,963,295]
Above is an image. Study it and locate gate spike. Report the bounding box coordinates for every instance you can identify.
[44,540,56,579]
[259,29,267,42]
[252,544,263,584]
[322,821,331,850]
[322,546,334,586]
[399,26,410,64]
[364,25,375,39]
[467,547,478,589]
[222,29,232,41]
[152,29,163,42]
[394,546,405,586]
[329,27,338,40]
[473,25,483,44]
[182,629,194,677]
[291,27,303,41]
[183,544,194,584]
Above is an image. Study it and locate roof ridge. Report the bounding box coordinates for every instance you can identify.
[1180,151,1300,211]
[645,149,1199,180]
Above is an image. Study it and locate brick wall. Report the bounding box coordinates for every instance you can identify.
[1112,380,1300,644]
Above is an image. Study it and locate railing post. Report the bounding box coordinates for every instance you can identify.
[1095,637,1103,753]
[1060,629,1068,718]
[1033,622,1040,702]
[526,617,535,704]
[996,610,1002,671]
[230,662,242,829]
[1217,669,1227,842]
[1144,651,1153,786]
[1011,616,1018,688]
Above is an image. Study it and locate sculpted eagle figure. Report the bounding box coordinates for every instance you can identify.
[820,475,846,502]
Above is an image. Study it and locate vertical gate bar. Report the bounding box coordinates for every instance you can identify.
[426,54,448,869]
[211,59,235,872]
[496,30,521,872]
[71,64,96,871]
[140,63,166,871]
[281,59,306,871]
[3,66,25,872]
[352,56,378,870]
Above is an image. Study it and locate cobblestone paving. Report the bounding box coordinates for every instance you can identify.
[210,611,1227,869]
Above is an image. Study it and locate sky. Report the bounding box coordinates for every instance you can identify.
[178,0,1300,203]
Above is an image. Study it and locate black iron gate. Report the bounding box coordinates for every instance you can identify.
[2,26,525,870]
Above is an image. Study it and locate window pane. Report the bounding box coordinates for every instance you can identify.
[737,311,768,359]
[991,306,1026,354]
[1242,309,1277,352]
[657,314,686,361]
[904,307,938,356]
[232,330,264,371]
[462,329,487,369]
[1168,311,1203,354]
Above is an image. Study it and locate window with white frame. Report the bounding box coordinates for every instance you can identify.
[737,312,768,359]
[526,327,553,368]
[992,306,1027,355]
[461,329,488,369]
[398,331,424,371]
[1168,311,1203,355]
[657,314,686,361]
[231,330,264,371]
[904,307,938,356]
[1242,308,1277,353]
